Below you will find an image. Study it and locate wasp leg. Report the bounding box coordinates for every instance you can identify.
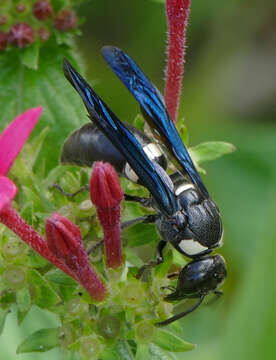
[136,240,167,279]
[121,214,159,230]
[155,294,206,327]
[205,289,224,306]
[167,271,180,279]
[124,194,152,208]
[52,183,89,197]
[87,239,104,255]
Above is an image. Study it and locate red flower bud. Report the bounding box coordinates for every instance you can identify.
[45,212,107,301]
[54,9,78,32]
[45,212,82,259]
[0,31,7,51]
[90,162,123,268]
[37,27,50,41]
[33,0,53,21]
[16,4,26,13]
[90,162,123,211]
[7,23,34,48]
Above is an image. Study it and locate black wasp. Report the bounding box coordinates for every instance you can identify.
[61,46,227,326]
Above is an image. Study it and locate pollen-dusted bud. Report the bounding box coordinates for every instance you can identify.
[45,212,82,259]
[90,162,123,268]
[0,31,7,51]
[37,26,50,41]
[54,9,78,31]
[33,0,53,21]
[7,23,34,48]
[16,4,27,13]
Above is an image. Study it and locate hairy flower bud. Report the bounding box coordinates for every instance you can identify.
[33,0,53,21]
[7,23,34,48]
[0,31,7,51]
[90,162,123,268]
[54,10,78,31]
[45,212,82,259]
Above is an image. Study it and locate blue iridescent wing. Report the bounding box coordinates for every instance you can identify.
[63,59,178,216]
[101,46,209,199]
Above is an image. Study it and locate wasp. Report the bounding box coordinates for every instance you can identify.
[61,46,226,326]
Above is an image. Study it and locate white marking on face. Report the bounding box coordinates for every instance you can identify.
[179,239,208,256]
[175,183,194,196]
[125,163,139,182]
[143,143,162,160]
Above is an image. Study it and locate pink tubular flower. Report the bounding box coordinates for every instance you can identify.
[0,108,107,301]
[0,108,74,278]
[46,213,107,301]
[90,162,124,269]
[164,0,191,123]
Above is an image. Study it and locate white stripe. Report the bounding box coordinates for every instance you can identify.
[143,143,162,160]
[125,163,139,182]
[179,239,208,256]
[175,183,194,196]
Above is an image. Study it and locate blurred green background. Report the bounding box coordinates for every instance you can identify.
[2,0,276,358]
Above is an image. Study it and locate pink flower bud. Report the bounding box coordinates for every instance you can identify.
[54,9,78,32]
[7,23,34,48]
[45,212,82,259]
[90,162,123,268]
[33,0,53,21]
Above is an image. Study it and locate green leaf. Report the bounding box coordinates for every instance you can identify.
[21,42,40,70]
[134,113,145,132]
[45,269,77,286]
[16,286,31,313]
[149,343,177,360]
[43,165,80,189]
[0,308,9,336]
[29,127,49,170]
[177,121,189,145]
[125,223,158,247]
[154,250,173,278]
[0,45,85,171]
[189,141,235,165]
[16,327,60,353]
[151,329,195,352]
[27,269,61,309]
[135,344,151,360]
[114,340,134,360]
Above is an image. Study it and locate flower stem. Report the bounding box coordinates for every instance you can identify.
[165,0,191,123]
[0,204,76,279]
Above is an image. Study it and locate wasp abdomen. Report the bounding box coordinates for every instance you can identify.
[61,122,167,180]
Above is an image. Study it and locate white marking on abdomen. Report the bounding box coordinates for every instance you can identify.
[179,239,208,256]
[125,163,139,182]
[143,143,162,160]
[175,183,194,196]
